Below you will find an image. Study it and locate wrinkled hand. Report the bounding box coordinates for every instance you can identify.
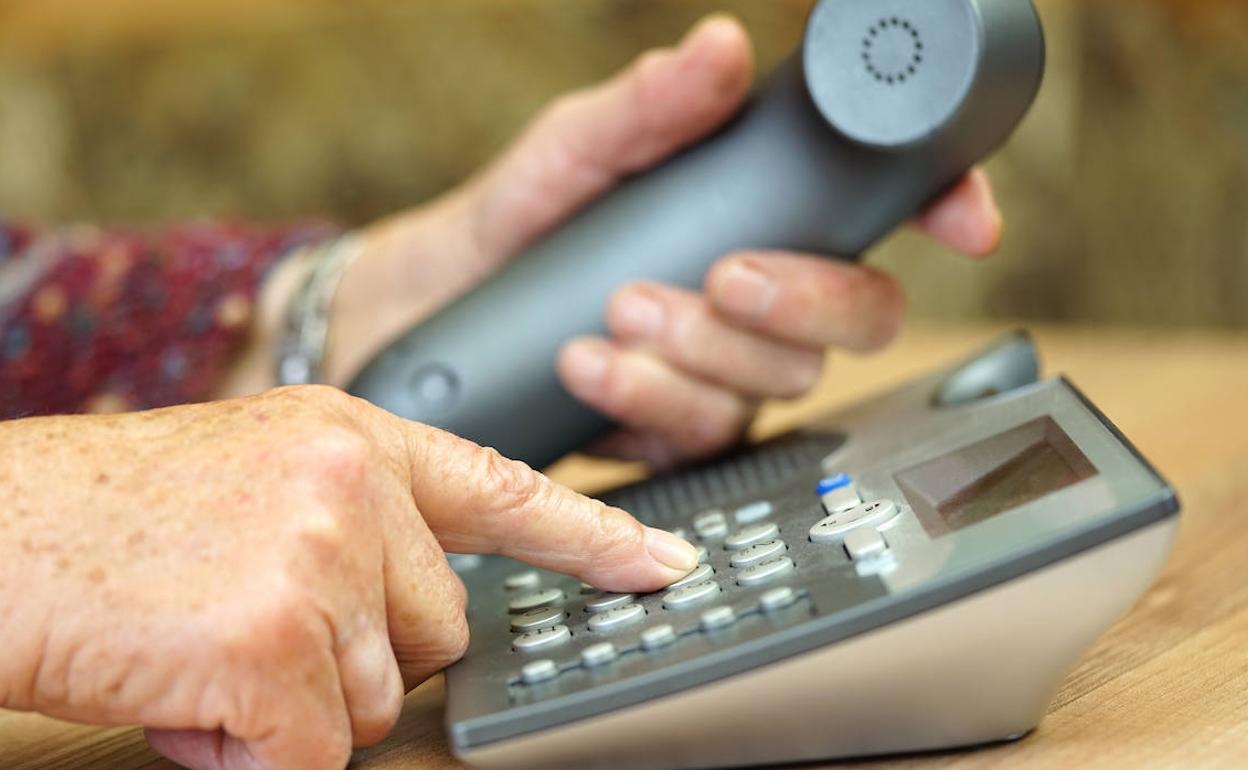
[319,15,1002,468]
[0,387,698,770]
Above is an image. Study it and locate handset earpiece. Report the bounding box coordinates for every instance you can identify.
[348,0,1045,468]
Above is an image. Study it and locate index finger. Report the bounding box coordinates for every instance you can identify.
[395,421,699,593]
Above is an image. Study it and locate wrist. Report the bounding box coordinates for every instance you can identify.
[213,248,318,399]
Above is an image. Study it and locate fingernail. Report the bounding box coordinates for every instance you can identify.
[612,291,665,341]
[713,260,779,323]
[562,342,611,398]
[644,527,700,575]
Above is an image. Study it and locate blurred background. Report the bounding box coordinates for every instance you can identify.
[0,0,1245,327]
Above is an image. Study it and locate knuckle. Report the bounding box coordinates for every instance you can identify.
[442,613,472,664]
[270,383,355,411]
[216,587,320,666]
[398,612,470,684]
[285,426,375,492]
[476,447,548,515]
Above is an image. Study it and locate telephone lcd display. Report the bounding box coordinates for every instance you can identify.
[896,417,1098,537]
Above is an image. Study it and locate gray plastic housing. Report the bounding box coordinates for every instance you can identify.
[349,0,1046,468]
[442,333,1180,768]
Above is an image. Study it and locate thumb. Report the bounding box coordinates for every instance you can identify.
[458,13,754,266]
[145,729,265,770]
[396,421,699,593]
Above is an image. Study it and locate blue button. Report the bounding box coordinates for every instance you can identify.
[816,474,853,496]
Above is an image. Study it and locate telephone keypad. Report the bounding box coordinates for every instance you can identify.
[499,475,906,693]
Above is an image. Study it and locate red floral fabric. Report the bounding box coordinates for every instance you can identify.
[0,218,336,419]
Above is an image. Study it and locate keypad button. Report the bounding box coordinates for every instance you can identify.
[663,580,720,610]
[446,553,484,572]
[816,473,853,496]
[809,500,898,544]
[696,545,710,563]
[724,522,781,551]
[733,501,774,524]
[579,582,598,595]
[584,593,636,613]
[666,563,714,591]
[512,624,572,652]
[700,606,737,632]
[504,570,542,591]
[581,642,619,668]
[737,556,796,587]
[758,586,799,613]
[520,659,559,685]
[504,566,544,591]
[508,588,566,613]
[844,528,889,561]
[587,603,646,632]
[694,510,729,540]
[698,521,728,540]
[729,539,787,568]
[510,607,567,632]
[641,624,678,651]
[693,510,727,530]
[820,484,862,515]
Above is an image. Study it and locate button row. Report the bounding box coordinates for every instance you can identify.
[516,589,809,684]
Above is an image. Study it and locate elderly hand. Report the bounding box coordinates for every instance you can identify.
[0,387,698,770]
[255,15,1002,469]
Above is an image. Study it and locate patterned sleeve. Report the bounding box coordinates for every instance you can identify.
[0,218,339,419]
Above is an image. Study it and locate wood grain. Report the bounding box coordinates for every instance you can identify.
[3,324,1247,769]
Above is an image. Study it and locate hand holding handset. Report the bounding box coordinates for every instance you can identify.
[349,0,1045,468]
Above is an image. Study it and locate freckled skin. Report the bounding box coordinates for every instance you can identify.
[0,386,681,770]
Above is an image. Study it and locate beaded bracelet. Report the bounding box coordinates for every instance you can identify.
[275,234,363,386]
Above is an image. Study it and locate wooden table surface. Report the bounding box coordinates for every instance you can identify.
[4,324,1248,769]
